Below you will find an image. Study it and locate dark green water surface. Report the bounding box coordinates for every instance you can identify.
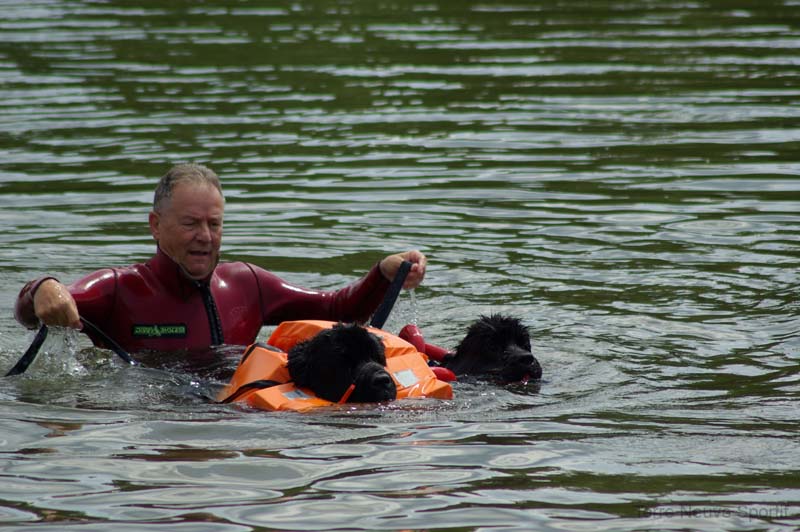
[1,1,799,530]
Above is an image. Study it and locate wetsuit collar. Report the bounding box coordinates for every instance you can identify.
[148,247,216,298]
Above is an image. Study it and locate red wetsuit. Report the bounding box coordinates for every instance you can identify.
[14,248,390,353]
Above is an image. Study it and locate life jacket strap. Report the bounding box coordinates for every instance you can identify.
[219,379,281,404]
[338,383,356,404]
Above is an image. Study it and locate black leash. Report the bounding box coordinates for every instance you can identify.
[5,325,49,377]
[79,317,136,366]
[369,260,412,330]
[5,317,135,377]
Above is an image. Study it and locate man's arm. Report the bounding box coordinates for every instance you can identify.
[15,270,118,331]
[250,262,387,325]
[15,277,80,329]
[252,250,427,325]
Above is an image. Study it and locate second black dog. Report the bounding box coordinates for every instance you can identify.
[441,314,542,383]
[287,322,397,403]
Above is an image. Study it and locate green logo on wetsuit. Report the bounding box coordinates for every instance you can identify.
[132,324,187,338]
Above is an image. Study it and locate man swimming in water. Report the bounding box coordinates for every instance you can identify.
[14,163,426,354]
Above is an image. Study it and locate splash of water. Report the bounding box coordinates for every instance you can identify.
[38,327,89,377]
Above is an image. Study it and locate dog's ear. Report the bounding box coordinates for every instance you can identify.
[486,314,531,352]
[367,331,387,365]
[330,323,387,366]
[287,328,337,388]
[291,330,358,402]
[454,315,504,360]
[287,323,396,403]
[474,314,531,350]
[286,338,313,387]
[451,331,490,373]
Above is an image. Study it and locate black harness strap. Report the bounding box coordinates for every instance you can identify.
[81,317,135,365]
[5,325,49,377]
[219,379,281,404]
[370,260,412,329]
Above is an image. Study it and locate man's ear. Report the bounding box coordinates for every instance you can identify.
[148,211,160,241]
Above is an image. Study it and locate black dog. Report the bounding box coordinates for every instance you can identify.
[441,314,542,383]
[287,322,397,403]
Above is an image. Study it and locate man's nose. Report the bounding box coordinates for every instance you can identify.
[195,222,212,241]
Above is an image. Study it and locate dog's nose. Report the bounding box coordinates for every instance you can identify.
[351,363,397,402]
[372,371,392,386]
[528,358,543,380]
[504,345,542,381]
[370,372,397,400]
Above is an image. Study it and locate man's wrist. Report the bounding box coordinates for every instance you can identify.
[31,277,60,298]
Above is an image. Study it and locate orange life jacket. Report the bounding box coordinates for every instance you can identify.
[218,320,453,411]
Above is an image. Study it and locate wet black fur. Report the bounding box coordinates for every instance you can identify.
[287,322,397,403]
[443,314,542,383]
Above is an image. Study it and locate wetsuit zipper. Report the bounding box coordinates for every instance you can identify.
[195,281,224,346]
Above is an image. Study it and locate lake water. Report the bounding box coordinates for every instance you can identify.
[1,0,799,530]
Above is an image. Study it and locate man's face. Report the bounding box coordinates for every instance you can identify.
[149,181,224,280]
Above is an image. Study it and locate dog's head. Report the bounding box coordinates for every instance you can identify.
[446,314,542,383]
[287,323,397,403]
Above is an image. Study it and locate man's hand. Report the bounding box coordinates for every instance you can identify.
[33,279,81,329]
[379,250,427,290]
